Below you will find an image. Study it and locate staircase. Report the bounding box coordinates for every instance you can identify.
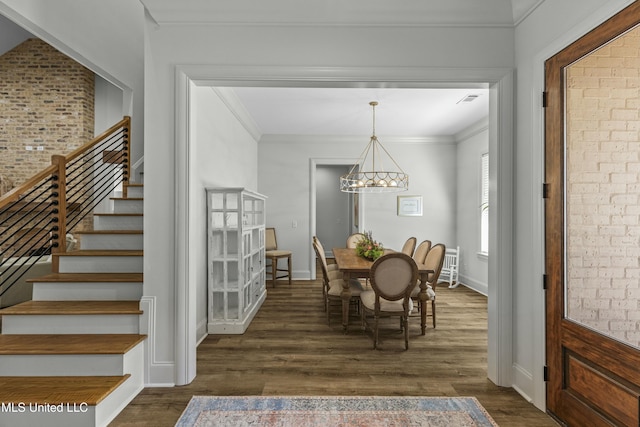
[0,183,145,427]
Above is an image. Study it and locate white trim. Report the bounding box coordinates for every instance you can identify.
[212,87,263,141]
[140,296,176,387]
[174,64,514,390]
[261,134,456,145]
[487,71,514,386]
[309,157,363,280]
[174,68,196,386]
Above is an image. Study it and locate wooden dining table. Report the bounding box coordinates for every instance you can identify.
[332,247,434,334]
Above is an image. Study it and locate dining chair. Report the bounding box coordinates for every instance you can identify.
[312,240,364,323]
[265,227,292,287]
[412,239,432,265]
[411,243,445,328]
[313,236,340,272]
[360,252,419,350]
[346,232,365,248]
[401,237,417,257]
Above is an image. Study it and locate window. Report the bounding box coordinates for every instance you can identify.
[480,152,489,254]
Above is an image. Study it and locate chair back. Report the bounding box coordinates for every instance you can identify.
[413,240,431,264]
[441,246,460,284]
[370,253,418,302]
[312,239,330,281]
[266,228,278,251]
[423,243,446,288]
[401,237,417,257]
[346,233,365,248]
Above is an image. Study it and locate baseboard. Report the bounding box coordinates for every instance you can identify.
[512,363,535,404]
[458,274,488,296]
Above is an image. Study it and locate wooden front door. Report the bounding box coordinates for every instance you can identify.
[545,3,640,426]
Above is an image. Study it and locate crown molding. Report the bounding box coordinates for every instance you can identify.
[258,134,455,145]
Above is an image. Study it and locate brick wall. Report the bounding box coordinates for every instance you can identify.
[566,26,640,348]
[0,38,95,188]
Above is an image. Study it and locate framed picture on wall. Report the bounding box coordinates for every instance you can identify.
[397,195,423,217]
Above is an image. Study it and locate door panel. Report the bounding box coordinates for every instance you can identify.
[545,3,640,426]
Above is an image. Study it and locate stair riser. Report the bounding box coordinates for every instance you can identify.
[125,186,143,198]
[94,215,143,231]
[79,234,143,251]
[32,282,143,301]
[0,406,96,427]
[0,341,143,377]
[58,256,143,273]
[112,199,143,214]
[1,314,141,334]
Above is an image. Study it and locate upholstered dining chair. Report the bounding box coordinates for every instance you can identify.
[401,237,417,257]
[360,252,419,350]
[411,243,446,328]
[346,232,365,248]
[412,239,432,265]
[265,227,292,287]
[313,236,340,273]
[312,239,364,323]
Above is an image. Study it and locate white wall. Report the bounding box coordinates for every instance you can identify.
[456,119,489,295]
[190,86,260,343]
[512,0,635,409]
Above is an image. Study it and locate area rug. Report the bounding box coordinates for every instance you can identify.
[175,396,499,427]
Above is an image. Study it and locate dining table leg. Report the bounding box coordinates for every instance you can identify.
[341,272,352,333]
[418,274,428,335]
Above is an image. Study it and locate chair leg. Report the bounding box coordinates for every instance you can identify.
[287,254,292,286]
[432,300,436,328]
[403,315,409,350]
[268,257,276,287]
[373,315,379,349]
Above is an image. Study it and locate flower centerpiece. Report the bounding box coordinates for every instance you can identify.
[355,230,384,261]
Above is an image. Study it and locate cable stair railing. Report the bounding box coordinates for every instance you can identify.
[0,116,131,306]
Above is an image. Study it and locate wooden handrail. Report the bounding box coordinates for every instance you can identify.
[0,165,57,210]
[65,116,130,163]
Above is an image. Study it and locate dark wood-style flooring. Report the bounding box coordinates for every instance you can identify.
[110,277,558,426]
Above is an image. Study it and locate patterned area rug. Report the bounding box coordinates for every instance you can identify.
[176,396,499,427]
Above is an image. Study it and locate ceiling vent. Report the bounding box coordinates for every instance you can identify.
[457,94,480,104]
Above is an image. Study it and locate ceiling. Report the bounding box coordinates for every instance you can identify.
[229,87,489,137]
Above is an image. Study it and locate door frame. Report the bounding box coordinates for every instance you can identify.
[544,2,640,424]
[174,65,514,389]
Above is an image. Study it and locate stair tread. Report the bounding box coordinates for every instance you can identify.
[0,375,130,405]
[54,250,143,257]
[94,212,143,217]
[74,230,143,235]
[0,334,146,355]
[110,197,143,201]
[30,272,143,282]
[0,301,142,315]
[125,183,143,187]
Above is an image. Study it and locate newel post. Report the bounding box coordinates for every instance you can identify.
[51,154,67,273]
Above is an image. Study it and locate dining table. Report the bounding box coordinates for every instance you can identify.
[332,247,434,334]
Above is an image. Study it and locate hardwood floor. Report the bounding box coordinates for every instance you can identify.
[110,278,558,426]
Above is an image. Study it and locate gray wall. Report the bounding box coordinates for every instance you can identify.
[316,165,352,256]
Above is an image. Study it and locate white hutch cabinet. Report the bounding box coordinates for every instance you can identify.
[206,188,267,334]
